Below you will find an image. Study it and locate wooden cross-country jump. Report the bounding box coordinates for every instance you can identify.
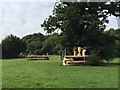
[27,55,49,60]
[62,47,89,65]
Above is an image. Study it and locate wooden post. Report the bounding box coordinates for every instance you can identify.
[73,47,77,56]
[77,47,82,56]
[82,49,86,56]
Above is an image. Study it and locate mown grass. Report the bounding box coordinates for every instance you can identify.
[1,55,119,88]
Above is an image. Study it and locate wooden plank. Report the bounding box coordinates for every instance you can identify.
[68,61,85,63]
[27,55,49,60]
[27,55,48,58]
[66,60,86,65]
[64,55,89,58]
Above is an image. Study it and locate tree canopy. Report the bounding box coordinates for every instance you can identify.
[41,33,62,54]
[2,34,26,58]
[22,32,61,55]
[41,2,120,61]
[22,33,45,54]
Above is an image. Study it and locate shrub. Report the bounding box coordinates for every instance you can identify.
[86,49,103,66]
[86,55,102,66]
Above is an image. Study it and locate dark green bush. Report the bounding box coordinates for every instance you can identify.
[86,55,102,66]
[86,49,103,66]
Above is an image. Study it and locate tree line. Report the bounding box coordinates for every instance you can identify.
[1,28,120,59]
[1,33,62,58]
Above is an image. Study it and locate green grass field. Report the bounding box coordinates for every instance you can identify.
[1,56,119,88]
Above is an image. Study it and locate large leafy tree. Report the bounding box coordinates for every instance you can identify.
[41,2,120,61]
[104,28,120,58]
[22,33,45,54]
[41,33,62,54]
[115,29,120,57]
[2,34,26,58]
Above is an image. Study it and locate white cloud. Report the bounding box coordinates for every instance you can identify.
[105,15,118,30]
[0,0,56,2]
[0,2,55,42]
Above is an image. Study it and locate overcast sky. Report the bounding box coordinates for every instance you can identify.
[0,0,119,43]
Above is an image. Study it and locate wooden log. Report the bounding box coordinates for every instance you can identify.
[27,55,49,60]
